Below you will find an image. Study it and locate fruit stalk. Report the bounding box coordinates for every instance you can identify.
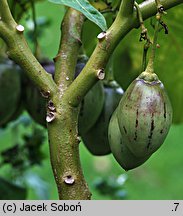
[145,19,160,74]
[146,1,167,74]
[134,1,151,71]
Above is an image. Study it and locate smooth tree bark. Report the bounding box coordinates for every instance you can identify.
[0,0,182,199]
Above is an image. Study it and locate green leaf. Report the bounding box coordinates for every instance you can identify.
[113,30,140,90]
[48,0,107,31]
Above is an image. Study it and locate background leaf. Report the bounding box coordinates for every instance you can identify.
[48,0,107,31]
[155,7,183,123]
[8,0,44,21]
[0,177,27,200]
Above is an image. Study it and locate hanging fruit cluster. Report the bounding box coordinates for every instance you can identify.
[108,1,173,170]
[108,72,172,170]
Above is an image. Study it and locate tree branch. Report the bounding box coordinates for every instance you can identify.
[138,0,183,24]
[54,8,84,93]
[0,0,57,95]
[47,105,91,199]
[0,0,16,27]
[47,8,91,199]
[64,0,183,107]
[119,0,135,18]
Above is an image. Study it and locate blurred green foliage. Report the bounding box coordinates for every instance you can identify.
[0,1,183,200]
[1,119,183,199]
[20,1,64,59]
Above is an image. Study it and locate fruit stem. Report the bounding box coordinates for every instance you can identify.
[142,39,151,72]
[134,2,147,39]
[146,0,168,74]
[145,18,160,74]
[134,1,151,72]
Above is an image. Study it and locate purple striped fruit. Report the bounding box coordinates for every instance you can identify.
[117,72,172,158]
[108,109,150,170]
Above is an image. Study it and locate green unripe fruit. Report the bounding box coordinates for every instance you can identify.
[78,81,105,134]
[8,102,24,123]
[108,109,150,170]
[76,57,105,135]
[117,72,172,158]
[23,79,47,127]
[0,61,21,126]
[82,83,123,155]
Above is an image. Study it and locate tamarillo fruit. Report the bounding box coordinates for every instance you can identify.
[108,109,150,170]
[81,83,123,155]
[78,80,105,135]
[117,72,172,158]
[76,56,105,134]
